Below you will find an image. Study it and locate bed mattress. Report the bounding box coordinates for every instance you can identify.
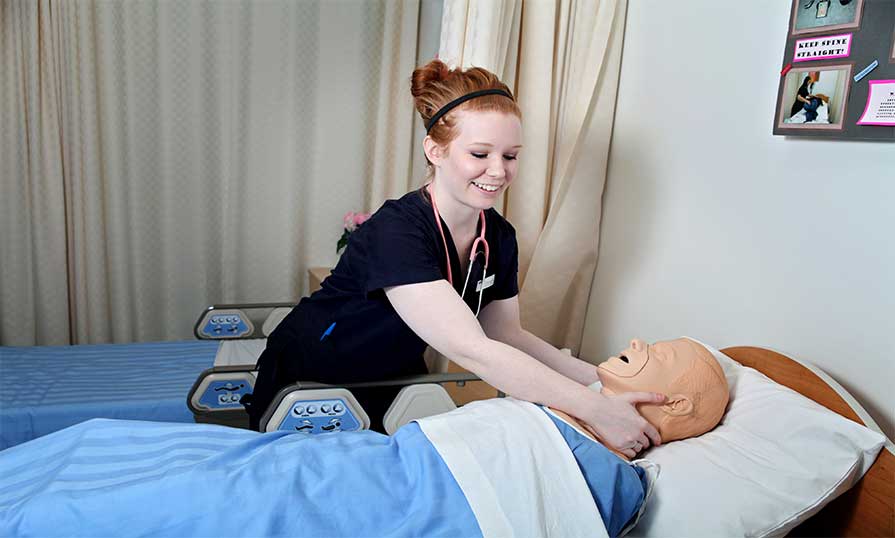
[0,340,220,450]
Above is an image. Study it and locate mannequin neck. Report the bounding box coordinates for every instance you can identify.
[547,407,631,462]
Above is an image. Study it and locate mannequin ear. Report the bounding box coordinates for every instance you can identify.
[662,394,694,416]
[423,136,444,165]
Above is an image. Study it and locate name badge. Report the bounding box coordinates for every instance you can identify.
[476,274,495,292]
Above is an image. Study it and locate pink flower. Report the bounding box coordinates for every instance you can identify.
[343,211,371,232]
[343,211,357,232]
[353,213,371,227]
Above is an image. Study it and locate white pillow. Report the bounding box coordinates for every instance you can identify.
[618,338,887,538]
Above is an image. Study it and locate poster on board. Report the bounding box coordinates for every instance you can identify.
[891,25,895,62]
[775,0,894,139]
[791,0,865,36]
[777,66,852,130]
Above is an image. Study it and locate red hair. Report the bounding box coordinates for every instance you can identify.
[410,59,520,171]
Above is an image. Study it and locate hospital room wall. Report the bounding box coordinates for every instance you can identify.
[581,0,895,439]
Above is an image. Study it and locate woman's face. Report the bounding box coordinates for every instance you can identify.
[437,110,522,211]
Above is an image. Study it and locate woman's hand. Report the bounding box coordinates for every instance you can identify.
[579,391,665,459]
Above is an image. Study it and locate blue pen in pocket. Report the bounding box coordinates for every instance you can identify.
[320,322,336,341]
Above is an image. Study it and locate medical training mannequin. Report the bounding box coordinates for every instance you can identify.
[550,338,729,459]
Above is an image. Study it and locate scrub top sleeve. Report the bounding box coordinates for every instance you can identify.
[491,222,519,300]
[361,211,444,295]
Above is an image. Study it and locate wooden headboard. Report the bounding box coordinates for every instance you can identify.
[721,347,894,538]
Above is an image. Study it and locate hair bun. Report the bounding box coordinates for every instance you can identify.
[410,58,451,98]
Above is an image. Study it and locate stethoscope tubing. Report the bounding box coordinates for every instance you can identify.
[427,184,490,317]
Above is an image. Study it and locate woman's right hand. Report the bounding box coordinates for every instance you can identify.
[579,391,664,459]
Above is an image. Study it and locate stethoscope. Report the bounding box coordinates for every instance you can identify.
[426,184,490,317]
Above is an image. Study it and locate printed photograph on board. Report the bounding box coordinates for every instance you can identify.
[791,0,864,36]
[777,65,853,130]
[891,25,895,62]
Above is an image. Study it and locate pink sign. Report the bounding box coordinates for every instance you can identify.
[857,80,895,126]
[793,33,852,63]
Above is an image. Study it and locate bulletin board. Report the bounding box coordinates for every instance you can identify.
[773,0,895,140]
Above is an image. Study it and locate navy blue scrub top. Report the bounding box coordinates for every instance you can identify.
[248,189,519,429]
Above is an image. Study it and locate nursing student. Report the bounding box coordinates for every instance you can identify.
[244,59,664,458]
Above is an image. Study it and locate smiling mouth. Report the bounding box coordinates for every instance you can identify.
[471,181,501,193]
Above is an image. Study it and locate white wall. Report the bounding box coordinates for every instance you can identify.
[582,0,895,439]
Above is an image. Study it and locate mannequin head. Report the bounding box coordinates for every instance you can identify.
[597,338,729,443]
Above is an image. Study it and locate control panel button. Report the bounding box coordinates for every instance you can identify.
[321,404,331,413]
[333,403,344,413]
[306,405,317,414]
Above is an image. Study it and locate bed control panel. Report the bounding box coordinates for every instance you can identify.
[196,309,254,339]
[265,389,370,434]
[191,371,256,411]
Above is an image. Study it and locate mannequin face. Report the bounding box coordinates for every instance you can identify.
[425,110,522,211]
[597,338,729,443]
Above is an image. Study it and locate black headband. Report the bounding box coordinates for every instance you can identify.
[425,89,513,133]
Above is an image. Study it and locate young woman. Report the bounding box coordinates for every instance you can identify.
[245,59,663,458]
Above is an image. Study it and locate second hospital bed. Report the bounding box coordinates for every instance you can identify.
[0,304,295,450]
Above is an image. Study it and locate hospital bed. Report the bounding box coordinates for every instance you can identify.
[0,302,294,450]
[187,347,895,536]
[0,339,222,450]
[188,339,894,537]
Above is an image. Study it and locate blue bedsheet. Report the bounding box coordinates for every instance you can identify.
[0,340,220,449]
[0,419,481,537]
[0,413,647,537]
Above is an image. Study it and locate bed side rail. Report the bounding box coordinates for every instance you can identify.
[193,302,296,340]
[188,365,498,433]
[259,372,491,434]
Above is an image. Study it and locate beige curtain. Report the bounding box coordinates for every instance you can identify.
[367,0,423,206]
[439,0,521,86]
[440,0,628,354]
[0,0,71,345]
[1,0,422,345]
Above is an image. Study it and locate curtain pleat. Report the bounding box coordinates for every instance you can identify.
[1,0,422,345]
[439,0,629,354]
[1,0,71,345]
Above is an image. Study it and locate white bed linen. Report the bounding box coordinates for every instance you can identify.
[213,338,267,366]
[624,338,885,538]
[417,398,608,538]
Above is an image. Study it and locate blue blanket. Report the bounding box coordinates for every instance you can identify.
[0,416,645,537]
[0,340,220,449]
[0,419,479,537]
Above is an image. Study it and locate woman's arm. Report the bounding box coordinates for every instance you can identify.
[478,296,599,386]
[385,281,663,458]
